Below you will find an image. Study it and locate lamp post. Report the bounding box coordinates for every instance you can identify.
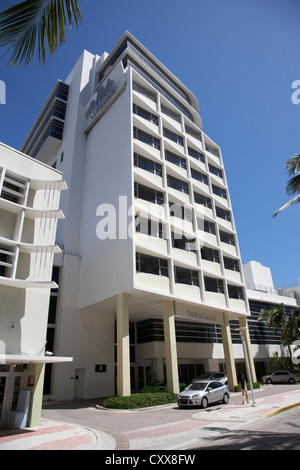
[235,326,256,407]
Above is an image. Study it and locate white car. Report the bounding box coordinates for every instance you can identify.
[177,380,230,408]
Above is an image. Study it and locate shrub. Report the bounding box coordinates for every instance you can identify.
[234,382,260,393]
[102,392,178,409]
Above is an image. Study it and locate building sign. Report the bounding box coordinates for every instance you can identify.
[175,302,224,325]
[85,79,117,121]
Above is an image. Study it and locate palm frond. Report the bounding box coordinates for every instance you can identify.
[0,0,82,66]
[285,154,300,177]
[286,173,300,196]
[273,193,300,217]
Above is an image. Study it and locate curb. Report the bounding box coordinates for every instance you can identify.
[266,402,300,417]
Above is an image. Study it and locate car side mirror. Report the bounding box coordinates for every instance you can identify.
[207,387,212,391]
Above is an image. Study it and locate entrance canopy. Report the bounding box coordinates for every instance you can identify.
[0,355,73,364]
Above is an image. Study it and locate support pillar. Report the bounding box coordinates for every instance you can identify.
[163,300,179,394]
[221,313,237,391]
[239,316,257,382]
[117,293,131,397]
[24,363,45,427]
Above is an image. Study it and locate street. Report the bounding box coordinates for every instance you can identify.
[40,384,300,450]
[193,406,300,450]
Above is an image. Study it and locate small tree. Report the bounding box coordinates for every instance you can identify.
[259,304,300,371]
[274,154,300,217]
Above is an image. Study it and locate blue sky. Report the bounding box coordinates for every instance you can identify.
[0,0,299,287]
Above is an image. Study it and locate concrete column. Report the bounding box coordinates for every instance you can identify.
[163,300,179,393]
[116,293,131,396]
[221,313,237,391]
[25,363,45,427]
[239,316,257,382]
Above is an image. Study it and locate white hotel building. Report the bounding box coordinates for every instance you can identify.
[21,32,256,400]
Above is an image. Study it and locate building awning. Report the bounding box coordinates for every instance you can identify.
[0,355,73,365]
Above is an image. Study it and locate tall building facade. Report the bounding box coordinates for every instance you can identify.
[21,32,255,400]
[0,142,69,427]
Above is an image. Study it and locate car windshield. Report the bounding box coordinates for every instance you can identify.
[186,382,207,391]
[197,373,213,379]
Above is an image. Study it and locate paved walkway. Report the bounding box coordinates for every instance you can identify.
[0,385,299,450]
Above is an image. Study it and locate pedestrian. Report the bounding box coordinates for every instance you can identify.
[240,374,249,404]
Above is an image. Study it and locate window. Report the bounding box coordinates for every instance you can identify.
[203,220,216,234]
[185,125,201,141]
[134,182,164,205]
[188,147,205,163]
[220,230,235,245]
[228,285,244,300]
[216,207,231,222]
[167,175,189,194]
[209,164,223,179]
[165,150,186,169]
[201,247,220,263]
[212,185,227,199]
[163,127,183,146]
[133,127,160,149]
[161,105,181,123]
[205,144,219,158]
[224,257,240,272]
[134,153,162,176]
[169,203,193,222]
[175,267,199,286]
[136,253,168,277]
[133,104,158,125]
[191,169,208,185]
[172,233,197,252]
[136,216,165,239]
[194,192,212,209]
[204,277,224,293]
[132,82,156,102]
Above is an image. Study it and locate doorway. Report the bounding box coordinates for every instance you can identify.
[74,369,85,399]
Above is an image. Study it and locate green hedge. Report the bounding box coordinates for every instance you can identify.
[102,392,178,409]
[234,382,260,393]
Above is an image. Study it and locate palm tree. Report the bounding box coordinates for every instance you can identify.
[273,154,300,217]
[0,0,82,67]
[259,304,300,369]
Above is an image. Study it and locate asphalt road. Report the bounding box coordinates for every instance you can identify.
[193,406,300,450]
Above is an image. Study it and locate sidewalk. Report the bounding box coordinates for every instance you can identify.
[0,387,299,450]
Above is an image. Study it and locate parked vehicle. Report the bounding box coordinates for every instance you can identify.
[140,381,186,393]
[261,370,299,384]
[192,371,228,384]
[177,380,230,408]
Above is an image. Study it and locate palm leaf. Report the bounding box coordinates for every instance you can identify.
[273,193,300,217]
[286,173,300,196]
[0,0,82,66]
[285,154,300,177]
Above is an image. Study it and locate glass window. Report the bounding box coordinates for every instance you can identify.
[167,175,189,194]
[203,220,216,234]
[133,104,158,125]
[165,150,186,169]
[191,169,208,185]
[136,253,168,277]
[228,285,244,300]
[212,185,227,199]
[134,182,164,205]
[134,153,162,176]
[194,192,212,208]
[175,267,199,286]
[188,147,205,163]
[216,207,231,222]
[204,276,224,293]
[163,127,183,146]
[209,164,223,179]
[133,127,160,149]
[201,247,220,263]
[224,257,240,272]
[220,230,235,245]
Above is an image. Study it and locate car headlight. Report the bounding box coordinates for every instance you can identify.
[191,393,200,398]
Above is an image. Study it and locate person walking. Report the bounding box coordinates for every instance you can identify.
[240,374,249,404]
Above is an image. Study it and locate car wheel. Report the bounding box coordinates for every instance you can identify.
[222,393,229,404]
[201,397,208,409]
[266,378,272,384]
[288,378,295,384]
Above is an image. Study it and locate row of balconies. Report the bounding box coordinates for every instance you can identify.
[0,166,65,285]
